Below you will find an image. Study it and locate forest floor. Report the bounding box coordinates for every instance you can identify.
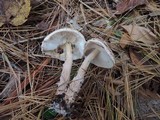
[0,0,160,120]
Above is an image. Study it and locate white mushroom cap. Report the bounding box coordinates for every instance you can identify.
[41,28,86,61]
[84,38,115,68]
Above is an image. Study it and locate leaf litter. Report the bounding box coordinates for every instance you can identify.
[0,0,160,120]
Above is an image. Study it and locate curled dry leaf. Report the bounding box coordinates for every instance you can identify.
[139,88,160,99]
[0,16,5,27]
[115,0,148,14]
[129,48,152,66]
[36,21,49,30]
[121,25,158,45]
[31,0,42,6]
[129,48,143,65]
[0,75,18,99]
[0,0,31,27]
[119,33,132,48]
[0,0,5,27]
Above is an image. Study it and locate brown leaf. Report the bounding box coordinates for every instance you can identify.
[121,25,158,45]
[0,0,4,15]
[129,48,143,65]
[129,48,152,66]
[0,0,31,27]
[139,88,159,99]
[119,33,132,48]
[31,0,42,6]
[115,0,148,14]
[36,21,49,30]
[0,75,18,99]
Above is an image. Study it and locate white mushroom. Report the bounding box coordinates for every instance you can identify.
[41,28,86,96]
[65,38,115,105]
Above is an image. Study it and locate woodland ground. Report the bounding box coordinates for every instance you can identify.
[0,0,160,120]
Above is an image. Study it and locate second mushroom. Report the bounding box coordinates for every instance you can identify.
[65,38,115,106]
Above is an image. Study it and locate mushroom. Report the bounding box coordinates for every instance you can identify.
[65,38,115,105]
[41,28,86,99]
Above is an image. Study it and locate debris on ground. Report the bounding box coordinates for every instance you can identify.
[0,0,159,119]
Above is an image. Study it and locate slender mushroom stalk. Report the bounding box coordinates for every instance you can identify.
[65,38,115,105]
[56,42,72,95]
[65,49,99,104]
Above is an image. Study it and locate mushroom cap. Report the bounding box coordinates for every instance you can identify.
[84,38,115,68]
[41,28,86,61]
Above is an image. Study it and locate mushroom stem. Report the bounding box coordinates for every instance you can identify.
[65,49,99,104]
[56,42,73,95]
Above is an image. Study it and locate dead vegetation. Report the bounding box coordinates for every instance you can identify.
[0,0,160,120]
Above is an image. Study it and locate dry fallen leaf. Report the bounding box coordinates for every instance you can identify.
[115,0,148,14]
[0,16,5,27]
[0,0,31,27]
[129,48,143,65]
[119,33,132,48]
[121,25,158,45]
[139,88,160,99]
[129,48,153,66]
[0,75,18,99]
[31,0,42,6]
[0,0,5,27]
[36,21,49,30]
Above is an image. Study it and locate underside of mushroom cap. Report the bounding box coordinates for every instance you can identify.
[84,38,115,68]
[41,28,86,61]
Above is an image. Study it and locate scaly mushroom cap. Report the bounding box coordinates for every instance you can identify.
[41,28,86,61]
[84,38,115,68]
